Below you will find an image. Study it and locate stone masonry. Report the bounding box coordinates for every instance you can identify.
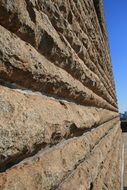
[0,0,122,189]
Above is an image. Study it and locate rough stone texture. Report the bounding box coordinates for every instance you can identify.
[0,0,122,190]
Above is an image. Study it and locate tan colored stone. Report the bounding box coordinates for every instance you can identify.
[57,128,121,190]
[0,0,117,106]
[0,0,122,189]
[92,130,122,190]
[0,25,117,111]
[0,85,118,170]
[0,121,119,190]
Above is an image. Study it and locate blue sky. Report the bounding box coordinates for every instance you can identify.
[104,0,127,113]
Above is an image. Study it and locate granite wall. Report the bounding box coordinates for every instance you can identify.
[0,0,122,189]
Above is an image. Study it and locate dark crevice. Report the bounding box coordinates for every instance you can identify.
[25,0,36,23]
[89,182,93,190]
[68,123,95,138]
[0,142,47,173]
[70,123,84,137]
[38,32,54,55]
[68,11,73,24]
[0,79,27,90]
[0,6,21,32]
[59,100,68,109]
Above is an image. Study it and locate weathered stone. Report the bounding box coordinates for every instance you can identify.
[0,120,119,190]
[0,85,118,171]
[0,0,122,189]
[0,24,117,111]
[0,0,117,106]
[56,127,121,190]
[92,130,122,190]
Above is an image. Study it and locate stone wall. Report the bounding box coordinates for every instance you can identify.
[0,0,122,189]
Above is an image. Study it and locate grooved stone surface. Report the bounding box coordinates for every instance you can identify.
[0,0,122,190]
